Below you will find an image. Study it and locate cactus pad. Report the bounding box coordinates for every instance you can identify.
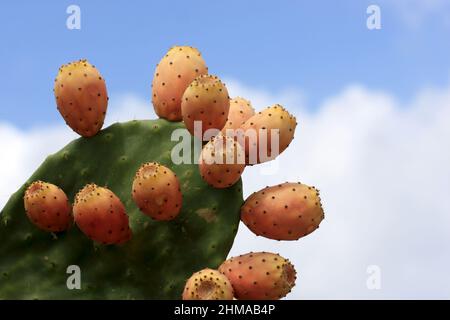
[0,119,243,299]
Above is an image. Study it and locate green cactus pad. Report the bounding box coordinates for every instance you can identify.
[0,119,243,299]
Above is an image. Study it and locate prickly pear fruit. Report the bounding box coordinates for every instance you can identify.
[73,184,131,245]
[182,268,234,300]
[152,46,208,121]
[23,181,72,232]
[132,162,182,221]
[222,97,255,133]
[199,134,245,189]
[219,252,296,300]
[241,182,324,240]
[54,59,108,137]
[181,74,230,139]
[240,104,297,164]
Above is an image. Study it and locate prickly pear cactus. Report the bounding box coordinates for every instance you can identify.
[0,119,243,299]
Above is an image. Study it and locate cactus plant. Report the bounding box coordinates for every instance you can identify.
[1,44,325,300]
[0,119,243,299]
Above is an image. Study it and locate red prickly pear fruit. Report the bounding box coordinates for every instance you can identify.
[182,268,234,300]
[131,162,182,221]
[222,97,255,134]
[199,134,246,189]
[181,74,230,139]
[239,104,297,164]
[23,181,72,232]
[241,182,324,240]
[152,46,208,121]
[73,184,132,245]
[54,59,108,137]
[219,252,296,300]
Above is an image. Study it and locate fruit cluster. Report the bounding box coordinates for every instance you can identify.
[0,46,324,300]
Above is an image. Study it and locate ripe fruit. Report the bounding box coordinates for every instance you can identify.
[132,162,182,221]
[240,104,297,164]
[241,182,324,240]
[23,181,72,232]
[181,74,230,139]
[182,268,234,300]
[152,46,208,121]
[199,134,245,189]
[73,184,131,245]
[219,252,296,300]
[54,59,108,137]
[222,97,255,133]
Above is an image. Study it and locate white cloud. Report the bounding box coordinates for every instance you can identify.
[228,81,450,299]
[1,83,449,299]
[0,123,76,207]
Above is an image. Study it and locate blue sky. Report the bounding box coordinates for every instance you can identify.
[0,0,449,127]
